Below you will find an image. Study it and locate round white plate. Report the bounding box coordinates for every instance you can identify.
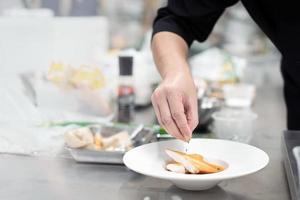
[123,139,269,190]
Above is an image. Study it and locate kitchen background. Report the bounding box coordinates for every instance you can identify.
[0,0,283,157]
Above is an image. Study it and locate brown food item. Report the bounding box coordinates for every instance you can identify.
[165,149,224,174]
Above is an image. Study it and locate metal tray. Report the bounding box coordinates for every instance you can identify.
[66,124,156,164]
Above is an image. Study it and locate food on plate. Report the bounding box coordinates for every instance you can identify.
[165,149,224,174]
[165,161,186,174]
[64,128,132,151]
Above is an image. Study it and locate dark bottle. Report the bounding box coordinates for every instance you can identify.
[117,56,135,123]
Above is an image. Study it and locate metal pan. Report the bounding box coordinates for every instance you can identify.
[66,124,156,164]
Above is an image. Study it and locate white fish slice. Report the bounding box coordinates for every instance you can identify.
[165,149,200,174]
[166,163,186,174]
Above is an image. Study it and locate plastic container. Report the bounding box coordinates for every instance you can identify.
[223,84,255,108]
[212,108,257,143]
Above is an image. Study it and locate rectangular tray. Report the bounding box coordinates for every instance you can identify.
[67,124,156,164]
[282,130,300,200]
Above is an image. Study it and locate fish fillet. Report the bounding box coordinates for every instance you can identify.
[165,149,224,174]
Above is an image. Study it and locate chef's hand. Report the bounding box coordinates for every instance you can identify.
[151,32,199,141]
[151,70,198,142]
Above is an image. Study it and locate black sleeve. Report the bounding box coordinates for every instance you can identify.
[152,0,239,46]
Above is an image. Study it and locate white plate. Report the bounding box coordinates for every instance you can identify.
[123,139,269,190]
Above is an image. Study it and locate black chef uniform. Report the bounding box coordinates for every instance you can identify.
[153,0,300,130]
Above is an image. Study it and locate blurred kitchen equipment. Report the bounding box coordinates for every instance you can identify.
[223,84,255,108]
[283,131,300,200]
[34,65,115,118]
[197,97,223,131]
[129,124,144,141]
[22,0,41,8]
[68,0,98,16]
[222,4,267,56]
[190,48,246,84]
[241,51,282,87]
[193,78,223,132]
[293,146,300,191]
[0,0,23,15]
[3,8,53,17]
[117,55,135,123]
[0,14,108,75]
[2,15,112,118]
[20,72,37,106]
[0,13,52,75]
[23,0,99,16]
[114,47,160,106]
[212,108,257,143]
[103,0,144,49]
[51,17,108,66]
[0,76,41,123]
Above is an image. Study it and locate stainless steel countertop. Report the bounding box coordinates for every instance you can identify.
[0,87,290,200]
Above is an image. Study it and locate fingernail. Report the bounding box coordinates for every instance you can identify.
[186,128,192,142]
[184,134,191,142]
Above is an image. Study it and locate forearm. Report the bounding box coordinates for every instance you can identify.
[151,32,190,79]
[151,32,198,141]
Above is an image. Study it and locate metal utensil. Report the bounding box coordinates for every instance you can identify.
[198,97,223,128]
[130,124,144,140]
[116,124,144,151]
